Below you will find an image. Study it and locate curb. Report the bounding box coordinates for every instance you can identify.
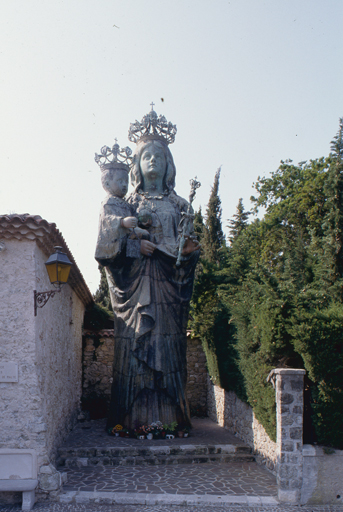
[59,491,279,507]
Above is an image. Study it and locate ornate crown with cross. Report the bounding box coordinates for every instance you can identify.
[128,103,177,145]
[94,139,133,171]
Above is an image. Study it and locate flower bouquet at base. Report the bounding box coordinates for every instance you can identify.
[108,424,130,437]
[150,421,164,439]
[108,424,124,436]
[134,427,146,439]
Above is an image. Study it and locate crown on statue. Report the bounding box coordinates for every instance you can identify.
[94,139,133,170]
[128,103,177,145]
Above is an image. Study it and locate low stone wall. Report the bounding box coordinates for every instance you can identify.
[207,378,277,473]
[82,332,208,418]
[82,331,114,417]
[301,445,343,505]
[185,335,208,416]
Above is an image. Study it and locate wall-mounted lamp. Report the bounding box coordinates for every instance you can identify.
[34,246,73,316]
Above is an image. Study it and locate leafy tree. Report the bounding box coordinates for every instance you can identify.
[285,119,343,447]
[209,118,343,446]
[321,117,343,297]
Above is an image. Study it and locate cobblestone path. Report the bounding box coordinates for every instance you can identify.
[62,462,277,496]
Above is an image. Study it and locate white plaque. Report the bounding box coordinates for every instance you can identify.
[0,362,18,382]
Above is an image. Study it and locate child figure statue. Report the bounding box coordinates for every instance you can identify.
[95,140,148,265]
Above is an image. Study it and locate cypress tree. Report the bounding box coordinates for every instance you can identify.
[202,167,225,265]
[190,167,241,393]
[193,206,204,243]
[227,198,251,243]
[84,265,114,330]
[93,265,112,311]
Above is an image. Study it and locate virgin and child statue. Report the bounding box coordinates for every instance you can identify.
[94,107,200,429]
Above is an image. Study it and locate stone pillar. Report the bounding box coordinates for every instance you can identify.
[267,368,306,504]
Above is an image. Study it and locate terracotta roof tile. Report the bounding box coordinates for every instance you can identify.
[0,213,93,307]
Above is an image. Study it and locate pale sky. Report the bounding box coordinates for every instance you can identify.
[1,0,342,293]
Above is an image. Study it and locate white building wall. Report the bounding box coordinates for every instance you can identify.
[33,243,84,464]
[0,240,42,453]
[0,238,86,501]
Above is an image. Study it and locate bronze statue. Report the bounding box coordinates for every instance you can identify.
[95,108,200,429]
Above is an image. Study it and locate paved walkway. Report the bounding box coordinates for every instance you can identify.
[55,417,279,507]
[1,503,343,512]
[58,417,244,448]
[62,462,277,496]
[0,419,287,510]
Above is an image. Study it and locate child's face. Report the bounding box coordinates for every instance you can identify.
[108,169,128,198]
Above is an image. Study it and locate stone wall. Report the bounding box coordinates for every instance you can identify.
[207,378,277,473]
[34,243,85,465]
[301,445,343,505]
[0,238,88,503]
[185,335,208,416]
[271,368,306,504]
[0,240,39,505]
[82,331,114,417]
[82,332,208,417]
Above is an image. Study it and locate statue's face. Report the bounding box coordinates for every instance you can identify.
[140,143,166,183]
[107,169,128,198]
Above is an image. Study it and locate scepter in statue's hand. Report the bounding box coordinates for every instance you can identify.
[176,177,201,267]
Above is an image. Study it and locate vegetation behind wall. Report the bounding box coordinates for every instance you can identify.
[190,119,343,447]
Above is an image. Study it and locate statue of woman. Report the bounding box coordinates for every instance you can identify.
[95,109,200,429]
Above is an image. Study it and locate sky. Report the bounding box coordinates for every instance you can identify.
[0,0,342,294]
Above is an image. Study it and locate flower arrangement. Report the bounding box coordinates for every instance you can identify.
[138,421,164,439]
[109,424,123,436]
[108,424,130,437]
[108,420,190,439]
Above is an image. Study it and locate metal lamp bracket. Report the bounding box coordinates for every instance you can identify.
[34,288,61,316]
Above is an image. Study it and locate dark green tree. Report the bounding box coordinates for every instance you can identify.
[93,265,112,311]
[193,206,204,243]
[202,167,225,265]
[190,168,242,394]
[286,118,343,447]
[225,119,343,446]
[321,117,343,297]
[227,198,251,243]
[84,265,114,331]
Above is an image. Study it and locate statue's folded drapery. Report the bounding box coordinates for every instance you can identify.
[95,192,198,428]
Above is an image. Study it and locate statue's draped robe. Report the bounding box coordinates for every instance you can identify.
[95,191,198,428]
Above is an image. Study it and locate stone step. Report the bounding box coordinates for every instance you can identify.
[58,490,279,507]
[57,444,254,468]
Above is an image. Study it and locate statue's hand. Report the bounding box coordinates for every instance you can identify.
[134,227,150,239]
[141,240,156,257]
[122,216,138,229]
[182,236,201,255]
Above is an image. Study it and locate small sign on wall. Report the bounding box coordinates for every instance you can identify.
[0,363,18,382]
